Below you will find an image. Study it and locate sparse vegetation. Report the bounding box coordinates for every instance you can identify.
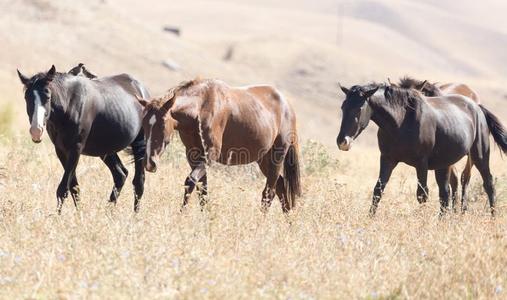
[0,138,506,298]
[0,104,14,138]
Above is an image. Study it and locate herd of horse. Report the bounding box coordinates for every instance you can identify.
[15,64,507,217]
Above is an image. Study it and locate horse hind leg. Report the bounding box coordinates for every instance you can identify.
[449,165,459,213]
[471,151,495,217]
[130,131,146,212]
[69,176,80,210]
[460,156,473,213]
[257,147,285,213]
[275,176,291,213]
[101,154,128,204]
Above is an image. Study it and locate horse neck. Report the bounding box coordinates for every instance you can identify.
[47,77,70,121]
[166,110,179,135]
[369,94,408,133]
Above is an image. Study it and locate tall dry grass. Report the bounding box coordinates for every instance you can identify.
[0,136,506,299]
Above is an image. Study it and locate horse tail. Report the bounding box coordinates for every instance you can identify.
[479,105,507,153]
[284,139,302,210]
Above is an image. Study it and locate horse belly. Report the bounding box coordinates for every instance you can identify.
[219,120,276,165]
[428,139,471,170]
[83,114,141,156]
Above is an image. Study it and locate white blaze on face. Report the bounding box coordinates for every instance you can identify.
[30,90,47,142]
[146,114,157,158]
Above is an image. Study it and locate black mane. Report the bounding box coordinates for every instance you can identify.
[398,76,441,97]
[384,84,424,109]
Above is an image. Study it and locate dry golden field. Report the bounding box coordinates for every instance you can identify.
[0,136,507,299]
[2,0,507,299]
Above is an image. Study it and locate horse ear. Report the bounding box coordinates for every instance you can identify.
[364,87,379,98]
[46,65,56,81]
[135,95,149,107]
[415,80,428,91]
[17,69,30,85]
[161,98,175,113]
[338,83,349,95]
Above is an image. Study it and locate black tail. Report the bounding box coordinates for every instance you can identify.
[284,143,302,209]
[124,131,146,163]
[480,105,507,153]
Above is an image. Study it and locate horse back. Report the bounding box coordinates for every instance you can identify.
[439,83,480,103]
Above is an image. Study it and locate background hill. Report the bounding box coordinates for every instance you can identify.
[2,0,507,145]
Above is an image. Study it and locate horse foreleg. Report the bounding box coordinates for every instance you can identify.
[55,148,80,210]
[56,149,81,214]
[435,167,452,217]
[416,164,429,204]
[370,156,397,217]
[181,162,207,210]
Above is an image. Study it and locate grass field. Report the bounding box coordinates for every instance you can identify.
[1,135,506,299]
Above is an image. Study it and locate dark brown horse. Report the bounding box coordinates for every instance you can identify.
[394,77,481,211]
[17,65,149,214]
[337,83,507,216]
[137,79,301,212]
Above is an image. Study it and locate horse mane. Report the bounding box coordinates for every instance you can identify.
[384,84,424,110]
[398,76,441,96]
[150,78,204,107]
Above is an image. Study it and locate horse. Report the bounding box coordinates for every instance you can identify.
[336,83,507,216]
[17,65,150,214]
[136,78,301,212]
[393,77,481,211]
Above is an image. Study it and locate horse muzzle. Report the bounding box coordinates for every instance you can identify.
[338,136,353,151]
[30,127,44,143]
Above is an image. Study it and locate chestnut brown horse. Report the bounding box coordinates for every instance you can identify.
[137,79,301,212]
[395,77,481,211]
[337,83,507,216]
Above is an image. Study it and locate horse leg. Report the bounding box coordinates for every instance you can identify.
[369,156,398,216]
[472,151,495,217]
[258,144,289,213]
[181,162,207,210]
[55,148,80,210]
[258,161,286,212]
[56,147,82,214]
[449,165,459,213]
[131,131,146,212]
[460,156,473,213]
[197,173,208,208]
[416,164,429,204]
[435,167,452,217]
[101,154,128,204]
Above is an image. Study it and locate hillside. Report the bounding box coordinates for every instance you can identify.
[2,0,507,145]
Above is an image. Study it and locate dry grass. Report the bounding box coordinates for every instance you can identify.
[0,136,507,299]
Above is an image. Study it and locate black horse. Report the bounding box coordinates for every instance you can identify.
[337,83,507,216]
[17,65,150,213]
